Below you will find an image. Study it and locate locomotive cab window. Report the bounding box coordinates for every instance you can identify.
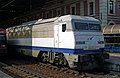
[89,24,101,31]
[62,24,66,32]
[74,22,88,31]
[74,22,101,31]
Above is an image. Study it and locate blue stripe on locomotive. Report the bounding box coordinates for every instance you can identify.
[8,45,104,54]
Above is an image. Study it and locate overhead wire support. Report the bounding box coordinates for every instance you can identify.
[0,0,15,9]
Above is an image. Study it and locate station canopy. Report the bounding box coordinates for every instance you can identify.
[102,25,120,34]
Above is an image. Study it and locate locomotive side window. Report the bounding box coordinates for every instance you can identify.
[74,22,101,31]
[62,24,66,32]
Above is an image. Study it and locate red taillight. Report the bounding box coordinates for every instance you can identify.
[0,45,6,48]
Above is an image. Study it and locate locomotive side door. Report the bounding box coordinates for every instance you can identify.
[54,24,59,48]
[54,23,66,48]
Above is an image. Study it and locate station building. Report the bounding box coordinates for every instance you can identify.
[1,0,120,27]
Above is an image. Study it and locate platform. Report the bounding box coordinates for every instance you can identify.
[0,70,13,78]
[105,53,120,72]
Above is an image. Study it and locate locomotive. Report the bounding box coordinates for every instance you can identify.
[6,15,108,70]
[0,28,7,56]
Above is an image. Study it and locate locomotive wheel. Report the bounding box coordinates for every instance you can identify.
[53,57,59,65]
[53,54,68,67]
[41,52,48,63]
[62,56,68,67]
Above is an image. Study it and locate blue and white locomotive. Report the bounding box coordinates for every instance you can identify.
[6,15,108,70]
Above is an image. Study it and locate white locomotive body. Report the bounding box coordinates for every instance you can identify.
[6,15,108,70]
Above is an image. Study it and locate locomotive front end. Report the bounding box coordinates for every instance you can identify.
[72,18,109,70]
[0,28,7,57]
[61,16,108,70]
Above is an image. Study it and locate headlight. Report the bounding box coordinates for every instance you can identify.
[98,41,104,44]
[76,41,85,45]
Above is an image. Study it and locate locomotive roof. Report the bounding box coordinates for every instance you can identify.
[7,15,100,28]
[55,15,99,22]
[102,25,120,34]
[21,15,99,26]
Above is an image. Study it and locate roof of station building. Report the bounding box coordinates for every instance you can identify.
[102,25,120,34]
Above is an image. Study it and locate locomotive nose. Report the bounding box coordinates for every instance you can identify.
[75,33,104,50]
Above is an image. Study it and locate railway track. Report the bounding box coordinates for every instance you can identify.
[0,61,86,78]
[0,55,120,78]
[0,62,48,78]
[0,55,82,78]
[20,63,82,78]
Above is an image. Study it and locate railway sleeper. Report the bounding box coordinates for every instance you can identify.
[3,65,47,78]
[0,62,46,78]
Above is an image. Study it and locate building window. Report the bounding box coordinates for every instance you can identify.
[45,11,49,18]
[51,10,53,17]
[88,0,95,16]
[64,6,66,14]
[108,0,115,14]
[118,1,120,10]
[109,1,114,14]
[41,13,44,18]
[71,7,75,15]
[57,10,61,15]
[57,8,61,16]
[89,2,94,15]
[70,4,76,15]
